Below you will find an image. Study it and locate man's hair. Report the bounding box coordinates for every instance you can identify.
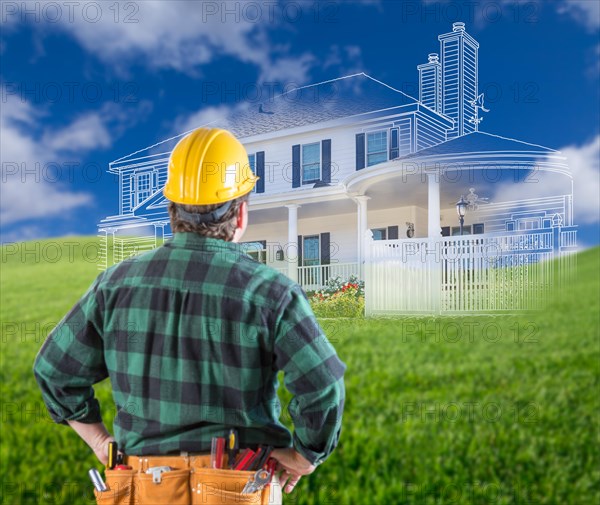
[168,193,249,241]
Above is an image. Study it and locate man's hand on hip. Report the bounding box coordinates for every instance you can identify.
[270,448,316,494]
[67,420,114,465]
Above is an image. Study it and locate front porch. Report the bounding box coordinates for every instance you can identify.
[98,132,578,314]
[274,221,576,313]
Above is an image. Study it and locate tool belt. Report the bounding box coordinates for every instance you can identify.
[95,453,280,505]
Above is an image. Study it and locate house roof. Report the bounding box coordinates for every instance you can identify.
[402,131,558,159]
[223,73,422,138]
[112,73,430,166]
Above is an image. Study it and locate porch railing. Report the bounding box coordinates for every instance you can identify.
[297,262,361,291]
[273,263,361,291]
[275,263,361,291]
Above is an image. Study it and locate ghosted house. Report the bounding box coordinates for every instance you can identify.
[99,23,577,314]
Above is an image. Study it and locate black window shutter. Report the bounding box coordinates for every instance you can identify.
[390,128,399,160]
[388,226,399,240]
[356,133,365,170]
[255,151,265,193]
[320,232,330,265]
[292,145,301,188]
[441,226,450,237]
[297,235,303,266]
[321,139,331,183]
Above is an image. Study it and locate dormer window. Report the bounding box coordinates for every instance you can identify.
[132,171,153,207]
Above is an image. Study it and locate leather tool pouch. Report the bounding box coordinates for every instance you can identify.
[95,461,270,505]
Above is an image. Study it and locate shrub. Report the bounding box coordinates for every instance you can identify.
[309,275,365,318]
[315,274,365,299]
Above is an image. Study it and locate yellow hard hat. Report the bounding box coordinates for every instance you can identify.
[163,127,258,205]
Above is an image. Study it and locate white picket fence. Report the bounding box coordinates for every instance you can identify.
[365,230,574,315]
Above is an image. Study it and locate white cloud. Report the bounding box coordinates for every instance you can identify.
[561,135,600,224]
[421,0,599,31]
[172,104,241,137]
[0,225,47,244]
[0,96,94,228]
[558,0,600,31]
[0,91,151,231]
[16,0,385,91]
[258,52,316,85]
[12,1,318,85]
[0,177,93,229]
[42,112,112,152]
[323,45,365,75]
[491,135,600,225]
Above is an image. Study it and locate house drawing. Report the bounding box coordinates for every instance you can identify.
[98,22,577,315]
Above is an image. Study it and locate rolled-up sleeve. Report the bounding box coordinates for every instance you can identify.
[273,285,346,466]
[33,275,108,425]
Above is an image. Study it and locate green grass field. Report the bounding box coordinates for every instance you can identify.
[1,238,598,504]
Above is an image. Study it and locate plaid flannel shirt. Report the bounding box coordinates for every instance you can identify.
[33,232,346,465]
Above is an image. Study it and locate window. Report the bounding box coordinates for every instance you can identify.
[473,223,485,235]
[452,225,472,236]
[371,228,387,241]
[367,131,388,167]
[241,240,266,264]
[518,218,541,231]
[248,154,256,193]
[303,235,320,266]
[136,172,152,206]
[302,143,320,183]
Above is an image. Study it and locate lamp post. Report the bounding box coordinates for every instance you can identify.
[456,195,468,236]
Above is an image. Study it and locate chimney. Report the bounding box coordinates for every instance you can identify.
[417,52,442,113]
[438,22,480,138]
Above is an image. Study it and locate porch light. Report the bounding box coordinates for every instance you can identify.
[456,195,468,235]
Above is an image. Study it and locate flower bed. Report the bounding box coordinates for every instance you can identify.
[308,275,365,318]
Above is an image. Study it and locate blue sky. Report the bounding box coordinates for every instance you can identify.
[1,0,599,246]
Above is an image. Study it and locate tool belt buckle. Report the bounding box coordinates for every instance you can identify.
[146,465,172,484]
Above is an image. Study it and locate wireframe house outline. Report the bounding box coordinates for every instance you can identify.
[98,22,577,314]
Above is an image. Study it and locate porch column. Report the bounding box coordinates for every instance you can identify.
[98,229,108,270]
[154,223,165,248]
[427,172,441,238]
[109,229,117,265]
[354,195,370,279]
[286,204,300,283]
[427,172,442,313]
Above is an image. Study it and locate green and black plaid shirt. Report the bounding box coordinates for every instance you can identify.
[33,232,346,465]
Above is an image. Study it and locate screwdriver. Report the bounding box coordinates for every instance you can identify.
[227,429,239,469]
[107,441,118,470]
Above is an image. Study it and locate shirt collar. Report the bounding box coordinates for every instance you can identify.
[167,232,243,253]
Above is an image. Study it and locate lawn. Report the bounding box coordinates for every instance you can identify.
[1,237,598,504]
